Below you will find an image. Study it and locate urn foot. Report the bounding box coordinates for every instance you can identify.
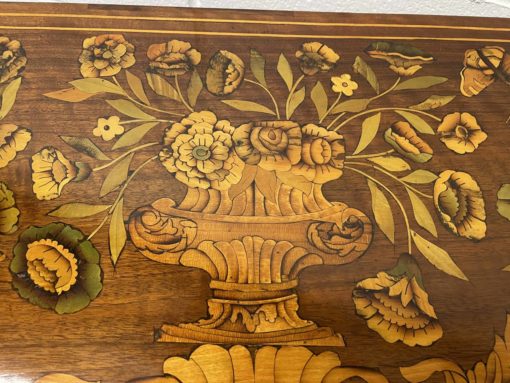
[156,280,344,346]
[156,323,344,346]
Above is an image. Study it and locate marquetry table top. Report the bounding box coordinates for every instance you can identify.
[1,3,510,383]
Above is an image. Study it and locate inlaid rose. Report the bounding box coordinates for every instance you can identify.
[233,120,302,172]
[10,223,102,314]
[291,124,344,184]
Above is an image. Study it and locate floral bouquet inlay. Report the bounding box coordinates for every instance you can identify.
[0,30,494,349]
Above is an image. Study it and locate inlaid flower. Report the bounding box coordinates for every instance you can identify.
[79,34,135,78]
[10,223,102,314]
[159,111,244,190]
[0,36,26,83]
[353,253,443,347]
[128,202,197,256]
[233,120,302,171]
[437,112,487,154]
[147,39,201,76]
[460,46,510,97]
[331,74,358,96]
[31,147,78,200]
[205,50,245,96]
[291,124,344,184]
[365,41,434,76]
[384,121,433,163]
[93,116,124,141]
[434,170,486,240]
[0,182,20,235]
[0,123,32,168]
[295,42,340,76]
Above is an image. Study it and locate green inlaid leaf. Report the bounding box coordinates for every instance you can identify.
[0,77,21,119]
[497,184,510,222]
[367,179,394,243]
[125,70,150,105]
[395,110,435,135]
[410,95,456,111]
[60,136,111,161]
[407,189,437,238]
[70,78,125,95]
[277,53,293,91]
[498,184,510,199]
[222,100,275,115]
[79,263,102,300]
[55,285,90,314]
[311,81,328,120]
[44,87,97,103]
[395,76,448,91]
[187,70,203,108]
[250,49,267,87]
[255,168,278,203]
[48,203,111,218]
[12,276,56,309]
[276,171,312,195]
[99,153,133,197]
[352,112,381,155]
[353,56,380,94]
[411,230,468,281]
[112,122,159,150]
[228,165,257,200]
[332,98,370,114]
[368,155,410,172]
[106,99,155,120]
[109,198,126,266]
[400,170,438,184]
[146,72,180,101]
[287,86,305,119]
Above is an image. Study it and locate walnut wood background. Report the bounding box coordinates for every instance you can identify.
[0,3,510,382]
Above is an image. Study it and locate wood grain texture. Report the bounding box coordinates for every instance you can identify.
[0,3,510,383]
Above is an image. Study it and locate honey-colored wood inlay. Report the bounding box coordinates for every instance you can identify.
[0,3,510,382]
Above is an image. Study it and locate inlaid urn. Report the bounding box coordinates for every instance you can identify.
[128,114,373,346]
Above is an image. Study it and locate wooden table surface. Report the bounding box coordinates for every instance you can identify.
[0,3,510,382]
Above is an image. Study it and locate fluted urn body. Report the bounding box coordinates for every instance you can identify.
[128,115,373,345]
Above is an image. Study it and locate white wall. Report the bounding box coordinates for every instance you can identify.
[1,0,510,17]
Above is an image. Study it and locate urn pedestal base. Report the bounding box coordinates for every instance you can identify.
[157,323,344,346]
[156,280,344,346]
[130,198,372,347]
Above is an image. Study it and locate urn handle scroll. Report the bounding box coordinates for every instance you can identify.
[307,205,373,264]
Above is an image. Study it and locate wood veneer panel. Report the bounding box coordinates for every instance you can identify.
[0,3,509,382]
